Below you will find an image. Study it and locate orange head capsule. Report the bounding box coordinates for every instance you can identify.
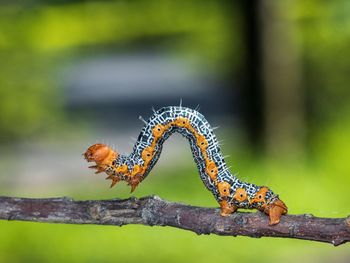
[83,143,118,166]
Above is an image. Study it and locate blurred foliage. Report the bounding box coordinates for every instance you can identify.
[0,52,61,140]
[1,0,350,143]
[0,0,239,64]
[0,0,240,142]
[292,0,350,127]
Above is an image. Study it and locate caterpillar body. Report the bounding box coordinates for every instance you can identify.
[84,106,287,225]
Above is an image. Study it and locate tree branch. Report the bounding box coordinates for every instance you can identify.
[0,195,349,246]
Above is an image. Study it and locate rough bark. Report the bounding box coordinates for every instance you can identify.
[0,195,349,246]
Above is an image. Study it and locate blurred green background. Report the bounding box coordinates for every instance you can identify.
[0,0,349,262]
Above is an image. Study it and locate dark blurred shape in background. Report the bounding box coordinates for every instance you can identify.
[0,1,350,262]
[1,0,349,155]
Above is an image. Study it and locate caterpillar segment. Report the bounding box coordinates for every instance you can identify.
[84,106,287,225]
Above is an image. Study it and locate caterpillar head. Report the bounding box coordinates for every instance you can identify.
[83,143,118,166]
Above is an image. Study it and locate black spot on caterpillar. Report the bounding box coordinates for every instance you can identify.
[84,106,288,225]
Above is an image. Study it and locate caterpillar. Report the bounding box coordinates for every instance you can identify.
[84,106,287,225]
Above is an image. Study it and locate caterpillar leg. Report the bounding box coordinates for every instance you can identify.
[219,198,287,225]
[107,175,121,188]
[89,165,106,174]
[127,174,142,193]
[264,199,288,225]
[217,184,287,224]
[219,200,237,216]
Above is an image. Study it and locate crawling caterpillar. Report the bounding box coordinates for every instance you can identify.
[84,106,287,225]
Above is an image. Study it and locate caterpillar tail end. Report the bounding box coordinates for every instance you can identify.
[265,199,288,225]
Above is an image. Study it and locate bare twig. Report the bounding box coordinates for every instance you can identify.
[0,195,349,246]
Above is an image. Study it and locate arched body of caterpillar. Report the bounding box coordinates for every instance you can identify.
[84,106,287,225]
